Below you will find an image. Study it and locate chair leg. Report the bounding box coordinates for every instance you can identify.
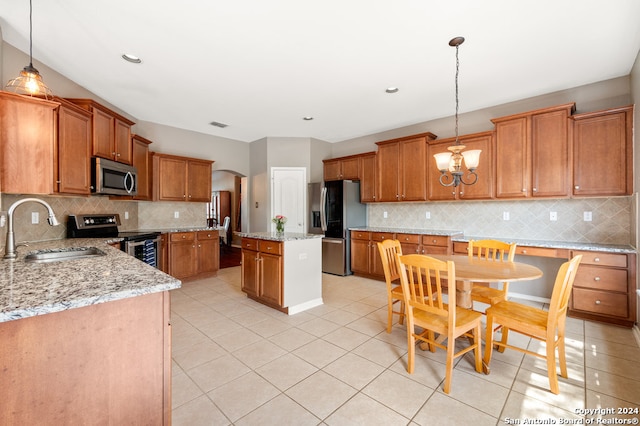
[398,301,405,325]
[473,323,482,373]
[497,326,509,353]
[406,328,415,374]
[386,296,394,333]
[557,322,568,379]
[444,337,455,394]
[546,339,560,395]
[483,314,495,373]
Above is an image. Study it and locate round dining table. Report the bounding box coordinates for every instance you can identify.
[428,254,544,309]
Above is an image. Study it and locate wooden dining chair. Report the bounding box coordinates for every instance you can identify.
[396,253,483,394]
[377,240,405,333]
[468,239,517,311]
[483,255,582,394]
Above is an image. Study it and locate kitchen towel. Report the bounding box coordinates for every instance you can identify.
[143,239,156,267]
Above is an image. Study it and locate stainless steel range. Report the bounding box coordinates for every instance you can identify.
[67,214,161,267]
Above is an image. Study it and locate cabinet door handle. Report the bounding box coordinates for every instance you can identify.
[522,249,527,254]
[594,276,601,281]
[182,235,186,239]
[532,187,537,192]
[594,257,600,262]
[595,300,601,305]
[575,185,580,190]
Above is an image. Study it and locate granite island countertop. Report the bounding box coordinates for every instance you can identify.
[0,238,181,323]
[237,231,324,242]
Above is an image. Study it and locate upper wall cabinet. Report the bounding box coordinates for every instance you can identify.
[152,153,213,202]
[572,105,634,197]
[54,97,92,195]
[358,152,377,202]
[66,99,135,165]
[323,155,359,181]
[427,131,494,201]
[376,133,436,202]
[0,91,58,195]
[492,103,575,199]
[131,134,153,201]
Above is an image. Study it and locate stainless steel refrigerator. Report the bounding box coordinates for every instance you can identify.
[309,180,366,275]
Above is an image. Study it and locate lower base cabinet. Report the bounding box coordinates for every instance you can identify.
[168,230,219,280]
[0,292,171,424]
[241,238,284,309]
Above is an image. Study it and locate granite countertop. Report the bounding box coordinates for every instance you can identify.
[237,231,324,242]
[143,226,220,233]
[0,238,181,323]
[348,227,635,254]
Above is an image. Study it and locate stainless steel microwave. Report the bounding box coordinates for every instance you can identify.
[91,157,138,196]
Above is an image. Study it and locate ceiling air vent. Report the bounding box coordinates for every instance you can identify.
[209,121,228,128]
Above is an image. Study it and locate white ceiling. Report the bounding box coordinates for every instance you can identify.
[2,0,639,143]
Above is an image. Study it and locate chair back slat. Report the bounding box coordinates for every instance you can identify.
[377,240,402,285]
[468,239,516,262]
[547,255,582,326]
[397,253,453,322]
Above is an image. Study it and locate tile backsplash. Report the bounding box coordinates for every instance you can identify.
[367,197,635,246]
[0,194,207,252]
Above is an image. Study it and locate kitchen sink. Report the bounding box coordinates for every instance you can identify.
[24,247,107,263]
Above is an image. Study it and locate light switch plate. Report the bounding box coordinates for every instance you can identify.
[31,211,39,224]
[425,211,431,219]
[383,211,388,219]
[174,211,180,219]
[502,211,510,221]
[550,212,557,221]
[583,211,592,221]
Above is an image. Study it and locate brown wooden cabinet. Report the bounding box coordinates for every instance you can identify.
[0,91,58,195]
[397,233,453,255]
[0,291,171,424]
[159,233,169,273]
[492,103,574,199]
[427,131,494,201]
[323,156,359,181]
[66,98,135,165]
[131,134,152,200]
[359,152,377,202]
[168,231,219,280]
[54,97,92,195]
[241,238,284,308]
[350,231,392,278]
[569,250,636,327]
[571,105,633,196]
[376,134,436,202]
[152,153,213,202]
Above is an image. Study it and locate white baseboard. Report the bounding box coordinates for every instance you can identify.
[287,298,323,315]
[508,292,551,305]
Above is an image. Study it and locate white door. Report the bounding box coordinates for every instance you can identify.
[271,167,306,233]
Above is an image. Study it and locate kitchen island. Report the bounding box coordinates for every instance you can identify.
[0,238,180,424]
[238,232,323,314]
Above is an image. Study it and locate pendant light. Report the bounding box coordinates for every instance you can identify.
[4,0,53,99]
[434,36,480,187]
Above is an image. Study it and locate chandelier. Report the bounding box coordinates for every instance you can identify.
[433,36,480,187]
[5,0,53,99]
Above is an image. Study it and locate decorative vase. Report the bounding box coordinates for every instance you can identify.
[276,223,284,234]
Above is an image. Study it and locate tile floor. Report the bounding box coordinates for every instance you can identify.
[170,267,640,425]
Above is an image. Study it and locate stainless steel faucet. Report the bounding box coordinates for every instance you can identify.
[3,198,60,259]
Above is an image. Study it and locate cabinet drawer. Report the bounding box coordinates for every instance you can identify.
[241,238,258,251]
[572,288,628,318]
[422,235,448,247]
[351,231,370,241]
[453,242,469,254]
[170,232,195,242]
[574,265,627,293]
[371,232,395,242]
[572,250,627,268]
[259,240,283,255]
[516,246,558,257]
[396,233,420,244]
[197,230,218,240]
[424,246,448,255]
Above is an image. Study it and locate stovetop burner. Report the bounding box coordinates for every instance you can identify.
[67,214,160,241]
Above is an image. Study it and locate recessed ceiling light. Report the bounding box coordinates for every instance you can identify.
[386,87,399,93]
[122,54,142,64]
[303,116,314,121]
[209,121,228,128]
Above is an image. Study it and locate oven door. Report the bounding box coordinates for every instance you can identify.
[124,237,160,267]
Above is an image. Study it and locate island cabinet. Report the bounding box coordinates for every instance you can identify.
[376,133,437,202]
[492,103,575,199]
[0,91,59,195]
[240,235,322,314]
[54,97,93,195]
[571,105,634,196]
[358,151,377,202]
[66,98,135,165]
[569,250,636,327]
[152,153,213,202]
[350,231,393,278]
[0,291,172,424]
[427,131,494,201]
[168,231,219,280]
[323,155,360,181]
